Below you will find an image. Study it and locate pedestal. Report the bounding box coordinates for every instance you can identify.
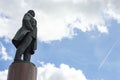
[7,61,37,80]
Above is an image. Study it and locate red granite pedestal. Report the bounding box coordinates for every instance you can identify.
[7,61,37,80]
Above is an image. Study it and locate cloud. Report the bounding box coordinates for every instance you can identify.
[0,63,86,80]
[105,0,120,23]
[0,70,8,80]
[0,42,12,60]
[37,63,87,80]
[0,0,119,42]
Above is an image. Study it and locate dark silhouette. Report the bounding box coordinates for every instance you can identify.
[12,10,37,62]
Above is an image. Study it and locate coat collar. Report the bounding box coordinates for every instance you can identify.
[27,13,35,19]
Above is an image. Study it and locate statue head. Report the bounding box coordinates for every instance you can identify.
[28,10,35,17]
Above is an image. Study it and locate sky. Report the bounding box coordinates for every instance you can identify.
[0,0,120,80]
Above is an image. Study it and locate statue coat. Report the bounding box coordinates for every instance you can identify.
[12,13,37,54]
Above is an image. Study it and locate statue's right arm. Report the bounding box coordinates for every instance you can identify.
[23,14,33,31]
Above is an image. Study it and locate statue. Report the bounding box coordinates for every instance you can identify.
[12,10,37,62]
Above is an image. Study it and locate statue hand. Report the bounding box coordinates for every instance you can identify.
[31,50,34,54]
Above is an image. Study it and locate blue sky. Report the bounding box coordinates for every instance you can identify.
[0,0,120,80]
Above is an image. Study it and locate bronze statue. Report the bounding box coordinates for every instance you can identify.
[12,10,37,62]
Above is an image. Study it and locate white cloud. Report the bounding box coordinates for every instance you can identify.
[37,63,87,80]
[0,63,86,80]
[0,42,12,60]
[0,70,8,80]
[105,0,120,23]
[0,0,119,42]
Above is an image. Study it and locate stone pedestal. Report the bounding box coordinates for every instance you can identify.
[7,61,37,80]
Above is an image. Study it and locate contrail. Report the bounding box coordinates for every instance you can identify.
[98,39,119,70]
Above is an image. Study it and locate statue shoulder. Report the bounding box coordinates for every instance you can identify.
[23,13,31,20]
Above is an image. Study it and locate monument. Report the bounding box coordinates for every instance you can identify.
[7,10,37,80]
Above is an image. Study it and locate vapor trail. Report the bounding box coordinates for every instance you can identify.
[98,39,119,70]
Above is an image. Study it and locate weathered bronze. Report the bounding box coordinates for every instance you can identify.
[12,10,37,62]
